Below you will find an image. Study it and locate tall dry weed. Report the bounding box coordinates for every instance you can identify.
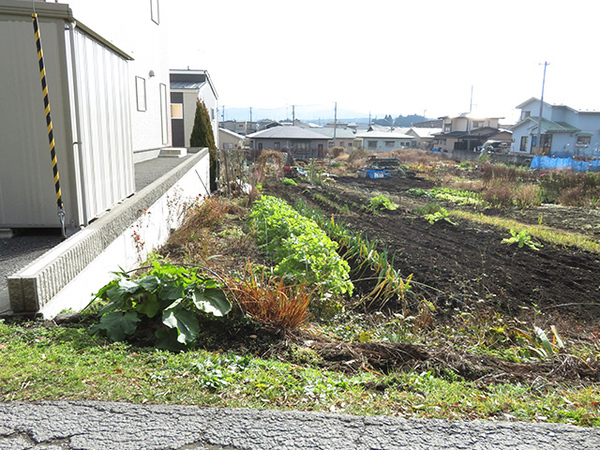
[228,264,311,330]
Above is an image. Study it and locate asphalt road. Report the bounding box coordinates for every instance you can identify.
[1,401,599,449]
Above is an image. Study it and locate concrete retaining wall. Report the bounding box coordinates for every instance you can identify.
[7,149,210,317]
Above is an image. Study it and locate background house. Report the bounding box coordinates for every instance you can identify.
[311,127,356,151]
[511,97,600,157]
[170,69,219,148]
[406,127,443,150]
[219,128,246,150]
[433,113,505,153]
[355,129,415,152]
[246,125,329,159]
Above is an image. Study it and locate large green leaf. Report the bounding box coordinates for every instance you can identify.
[134,292,161,318]
[159,284,183,302]
[95,311,140,342]
[155,327,186,352]
[192,288,231,317]
[162,301,200,344]
[139,275,161,291]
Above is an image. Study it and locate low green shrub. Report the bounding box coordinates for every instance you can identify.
[90,262,232,351]
[250,195,353,296]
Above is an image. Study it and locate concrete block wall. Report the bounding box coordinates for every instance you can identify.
[8,149,210,317]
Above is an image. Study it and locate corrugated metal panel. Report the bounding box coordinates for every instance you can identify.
[65,26,134,224]
[0,13,76,228]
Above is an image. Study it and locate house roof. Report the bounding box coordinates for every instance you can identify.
[356,129,414,139]
[247,125,329,140]
[311,128,356,139]
[219,128,246,140]
[512,116,580,133]
[408,127,443,138]
[169,69,218,99]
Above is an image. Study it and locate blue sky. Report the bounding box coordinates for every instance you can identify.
[165,0,600,122]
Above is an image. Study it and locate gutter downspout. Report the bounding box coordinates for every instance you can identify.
[66,21,89,226]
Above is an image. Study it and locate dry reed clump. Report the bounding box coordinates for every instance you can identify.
[228,264,311,330]
[513,184,542,209]
[481,163,518,184]
[391,149,450,167]
[481,181,514,208]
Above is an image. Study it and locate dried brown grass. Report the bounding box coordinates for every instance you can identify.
[228,264,312,330]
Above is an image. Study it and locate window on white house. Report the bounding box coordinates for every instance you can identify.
[577,135,592,146]
[135,76,146,112]
[160,83,168,145]
[385,141,395,147]
[473,121,483,129]
[520,136,529,152]
[520,111,531,121]
[211,108,215,120]
[444,123,451,132]
[368,140,377,149]
[151,0,160,24]
[274,142,280,150]
[171,104,183,119]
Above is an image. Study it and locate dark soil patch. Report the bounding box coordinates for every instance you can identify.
[263,176,600,329]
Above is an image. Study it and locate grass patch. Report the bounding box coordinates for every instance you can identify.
[449,210,600,253]
[1,319,599,425]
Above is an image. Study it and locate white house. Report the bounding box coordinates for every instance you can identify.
[511,97,600,157]
[219,128,246,150]
[0,0,171,230]
[355,129,415,152]
[170,69,219,148]
[406,127,443,150]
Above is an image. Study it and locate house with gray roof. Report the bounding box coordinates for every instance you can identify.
[246,125,330,159]
[355,129,415,152]
[511,98,600,157]
[311,127,356,151]
[170,69,219,148]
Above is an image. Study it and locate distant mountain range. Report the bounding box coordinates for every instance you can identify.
[222,106,429,127]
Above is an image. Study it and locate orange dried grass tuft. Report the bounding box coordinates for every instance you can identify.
[228,264,312,330]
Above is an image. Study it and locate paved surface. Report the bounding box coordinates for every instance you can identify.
[1,401,600,449]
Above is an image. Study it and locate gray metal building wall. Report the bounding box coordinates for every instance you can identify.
[0,1,134,229]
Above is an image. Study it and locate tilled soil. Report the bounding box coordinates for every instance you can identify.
[264,176,600,330]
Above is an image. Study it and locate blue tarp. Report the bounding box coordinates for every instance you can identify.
[530,156,600,172]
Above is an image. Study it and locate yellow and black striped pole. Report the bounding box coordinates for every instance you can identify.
[32,13,67,237]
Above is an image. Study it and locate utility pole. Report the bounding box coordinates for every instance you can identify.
[333,101,338,147]
[536,62,549,154]
[292,105,295,123]
[221,105,225,123]
[249,107,252,134]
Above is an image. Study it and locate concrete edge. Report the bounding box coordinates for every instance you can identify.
[7,149,209,314]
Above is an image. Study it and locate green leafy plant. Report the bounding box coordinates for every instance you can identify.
[282,178,298,186]
[424,207,457,226]
[502,229,542,251]
[90,262,232,350]
[369,194,398,212]
[250,195,353,296]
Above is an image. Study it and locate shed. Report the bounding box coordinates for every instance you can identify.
[0,0,135,230]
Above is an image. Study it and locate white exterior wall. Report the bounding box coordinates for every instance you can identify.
[66,26,135,225]
[64,0,171,153]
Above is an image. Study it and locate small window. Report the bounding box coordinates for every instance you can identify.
[444,123,451,132]
[171,104,183,119]
[135,76,146,112]
[520,136,528,152]
[211,108,215,120]
[520,111,531,121]
[473,121,483,129]
[368,140,377,149]
[577,135,591,146]
[151,0,160,24]
[385,140,395,147]
[274,142,280,150]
